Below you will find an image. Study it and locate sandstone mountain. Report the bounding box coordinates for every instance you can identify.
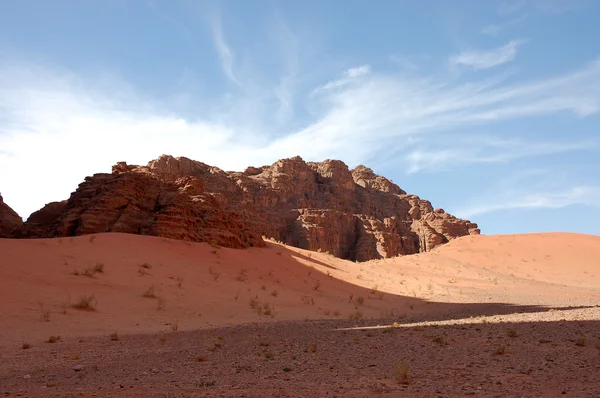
[0,193,23,238]
[5,155,479,261]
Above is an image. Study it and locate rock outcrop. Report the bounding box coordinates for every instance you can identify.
[0,193,23,238]
[15,155,479,260]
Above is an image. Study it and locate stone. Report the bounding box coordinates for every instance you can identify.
[10,155,479,261]
[73,364,83,372]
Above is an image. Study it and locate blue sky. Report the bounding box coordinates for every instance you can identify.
[0,0,599,235]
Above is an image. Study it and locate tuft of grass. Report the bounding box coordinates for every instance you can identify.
[209,239,219,248]
[195,355,207,362]
[309,343,317,353]
[157,297,166,311]
[507,328,518,338]
[432,336,446,346]
[264,351,274,360]
[110,332,119,341]
[142,286,156,298]
[141,262,152,269]
[301,295,315,306]
[209,267,221,281]
[93,263,104,273]
[271,289,279,297]
[197,380,216,387]
[171,321,179,331]
[494,346,506,355]
[348,310,363,320]
[354,296,365,307]
[46,335,61,344]
[22,343,31,349]
[575,337,586,347]
[283,367,292,372]
[89,235,96,243]
[394,361,410,385]
[72,295,96,311]
[38,301,51,322]
[313,280,321,291]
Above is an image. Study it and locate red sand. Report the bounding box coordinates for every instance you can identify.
[0,232,599,397]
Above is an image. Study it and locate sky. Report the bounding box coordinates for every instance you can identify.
[0,0,599,235]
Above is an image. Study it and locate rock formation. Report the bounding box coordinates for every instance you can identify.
[12,155,479,261]
[0,193,23,238]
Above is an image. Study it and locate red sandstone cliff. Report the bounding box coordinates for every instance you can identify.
[0,193,23,238]
[14,155,479,261]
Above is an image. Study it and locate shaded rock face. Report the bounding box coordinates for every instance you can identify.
[0,193,23,238]
[17,155,479,260]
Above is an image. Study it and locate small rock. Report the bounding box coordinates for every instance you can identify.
[73,365,84,372]
[23,374,31,379]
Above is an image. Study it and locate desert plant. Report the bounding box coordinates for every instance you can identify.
[195,355,207,362]
[301,295,315,306]
[271,289,279,297]
[432,336,446,346]
[313,280,321,291]
[507,328,518,338]
[576,337,587,347]
[142,286,156,298]
[348,310,363,320]
[309,343,317,353]
[283,367,292,372]
[47,335,61,344]
[394,361,410,384]
[110,332,119,341]
[495,346,506,355]
[209,267,221,281]
[157,297,166,311]
[38,301,51,322]
[93,263,104,273]
[22,343,31,349]
[171,320,179,331]
[72,295,96,310]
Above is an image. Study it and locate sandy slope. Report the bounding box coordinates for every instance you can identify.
[0,232,599,397]
[0,232,598,346]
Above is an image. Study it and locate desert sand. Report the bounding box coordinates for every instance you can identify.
[1,232,599,397]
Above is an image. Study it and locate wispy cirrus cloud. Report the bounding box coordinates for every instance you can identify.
[209,14,241,87]
[450,39,527,70]
[455,185,600,218]
[1,26,600,218]
[405,138,596,174]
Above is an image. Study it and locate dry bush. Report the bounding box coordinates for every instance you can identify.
[576,337,587,347]
[309,343,317,353]
[47,335,61,344]
[142,286,156,298]
[22,343,31,349]
[432,336,446,346]
[507,328,518,338]
[495,346,506,355]
[72,295,96,311]
[271,289,279,297]
[313,280,321,291]
[38,301,51,322]
[394,361,410,384]
[209,267,221,281]
[348,310,363,320]
[301,295,315,306]
[195,355,207,362]
[110,332,119,341]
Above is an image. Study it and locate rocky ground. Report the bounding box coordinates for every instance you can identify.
[2,308,599,397]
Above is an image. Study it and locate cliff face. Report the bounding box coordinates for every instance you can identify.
[15,155,479,260]
[0,193,23,238]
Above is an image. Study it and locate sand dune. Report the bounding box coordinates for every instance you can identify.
[1,232,599,397]
[1,232,598,348]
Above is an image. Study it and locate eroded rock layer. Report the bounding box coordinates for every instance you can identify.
[9,155,479,260]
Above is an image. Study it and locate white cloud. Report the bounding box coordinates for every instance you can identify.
[405,138,596,174]
[455,185,600,218]
[210,15,241,86]
[345,65,371,78]
[1,52,600,218]
[450,40,527,70]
